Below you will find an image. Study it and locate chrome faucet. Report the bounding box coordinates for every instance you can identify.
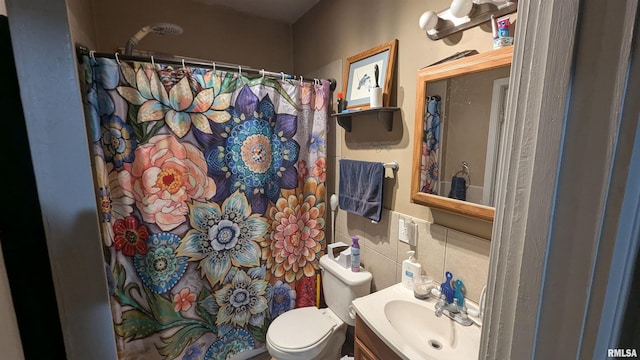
[434,294,474,326]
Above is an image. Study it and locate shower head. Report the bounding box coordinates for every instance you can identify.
[330,194,339,211]
[149,23,183,36]
[124,23,183,55]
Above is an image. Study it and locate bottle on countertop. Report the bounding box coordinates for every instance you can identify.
[402,251,422,289]
[350,236,360,272]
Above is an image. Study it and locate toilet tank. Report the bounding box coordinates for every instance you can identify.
[319,254,372,326]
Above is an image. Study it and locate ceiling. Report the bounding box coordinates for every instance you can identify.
[192,0,321,24]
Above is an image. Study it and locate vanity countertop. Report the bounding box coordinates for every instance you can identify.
[352,283,481,360]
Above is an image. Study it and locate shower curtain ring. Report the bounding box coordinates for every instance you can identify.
[89,50,96,60]
[181,59,186,71]
[261,69,265,79]
[114,52,121,65]
[300,76,304,83]
[212,62,216,73]
[150,55,155,68]
[280,72,285,81]
[238,65,242,76]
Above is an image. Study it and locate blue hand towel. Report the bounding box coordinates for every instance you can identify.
[339,159,385,222]
[448,176,467,201]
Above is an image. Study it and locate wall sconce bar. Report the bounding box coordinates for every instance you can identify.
[424,1,518,40]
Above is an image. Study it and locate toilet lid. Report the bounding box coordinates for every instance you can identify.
[267,307,337,350]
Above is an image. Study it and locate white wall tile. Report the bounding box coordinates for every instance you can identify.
[361,209,397,261]
[389,211,401,262]
[361,245,397,292]
[416,222,447,283]
[396,263,403,284]
[394,213,446,280]
[332,208,490,303]
[334,209,366,242]
[335,232,355,247]
[444,229,491,302]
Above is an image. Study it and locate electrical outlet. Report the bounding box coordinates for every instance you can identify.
[399,217,410,243]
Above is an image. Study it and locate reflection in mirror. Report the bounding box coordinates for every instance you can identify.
[420,66,510,206]
[410,46,513,221]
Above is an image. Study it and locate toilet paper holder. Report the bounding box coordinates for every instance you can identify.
[327,242,351,268]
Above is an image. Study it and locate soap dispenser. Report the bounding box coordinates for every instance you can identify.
[402,251,422,289]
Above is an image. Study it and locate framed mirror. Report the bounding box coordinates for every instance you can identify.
[410,47,513,221]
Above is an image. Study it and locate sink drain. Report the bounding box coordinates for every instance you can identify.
[428,340,443,350]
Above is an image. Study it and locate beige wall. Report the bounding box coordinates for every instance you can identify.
[293,0,509,239]
[92,0,294,72]
[66,0,97,48]
[0,0,6,16]
[0,245,24,360]
[293,0,516,296]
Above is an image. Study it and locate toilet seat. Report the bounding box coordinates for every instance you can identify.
[267,307,339,353]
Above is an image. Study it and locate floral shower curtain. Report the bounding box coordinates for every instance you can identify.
[420,96,441,194]
[81,56,329,359]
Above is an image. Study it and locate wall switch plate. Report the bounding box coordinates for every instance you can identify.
[399,217,418,246]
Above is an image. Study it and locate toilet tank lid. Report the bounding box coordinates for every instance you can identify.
[319,254,372,286]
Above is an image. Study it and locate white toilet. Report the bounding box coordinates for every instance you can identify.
[266,254,372,360]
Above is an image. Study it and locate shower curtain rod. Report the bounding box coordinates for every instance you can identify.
[76,46,337,91]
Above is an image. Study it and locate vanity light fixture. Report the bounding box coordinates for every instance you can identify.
[419,0,518,40]
[450,0,474,18]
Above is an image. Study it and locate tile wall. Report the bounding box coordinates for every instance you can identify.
[330,209,491,303]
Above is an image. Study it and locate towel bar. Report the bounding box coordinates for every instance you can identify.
[338,160,396,225]
[383,161,399,170]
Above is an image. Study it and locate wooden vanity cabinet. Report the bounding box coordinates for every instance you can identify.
[354,315,402,360]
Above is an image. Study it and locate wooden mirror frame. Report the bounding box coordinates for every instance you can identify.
[410,46,513,222]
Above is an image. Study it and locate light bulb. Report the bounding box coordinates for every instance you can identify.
[450,0,473,18]
[419,11,439,31]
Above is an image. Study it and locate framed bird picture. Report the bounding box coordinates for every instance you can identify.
[343,39,397,109]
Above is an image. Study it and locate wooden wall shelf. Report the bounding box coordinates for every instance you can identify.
[332,107,400,132]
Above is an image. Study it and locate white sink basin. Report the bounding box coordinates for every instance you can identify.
[384,300,479,359]
[352,284,481,360]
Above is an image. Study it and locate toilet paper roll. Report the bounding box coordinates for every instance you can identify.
[370,87,383,108]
